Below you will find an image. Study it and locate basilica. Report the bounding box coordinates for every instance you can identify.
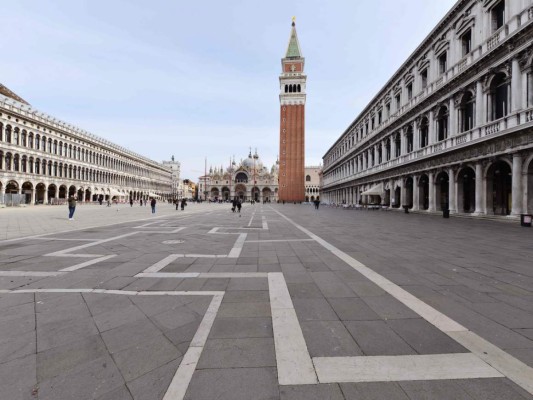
[198,150,279,202]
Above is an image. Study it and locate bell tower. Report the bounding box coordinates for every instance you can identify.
[279,18,306,202]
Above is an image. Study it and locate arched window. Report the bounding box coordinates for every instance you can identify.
[29,133,34,149]
[306,175,311,182]
[420,117,429,148]
[285,85,288,93]
[41,136,46,151]
[406,126,414,153]
[385,138,391,161]
[297,84,301,92]
[490,72,509,121]
[5,125,12,143]
[394,134,401,157]
[459,91,475,132]
[289,85,293,93]
[436,106,449,141]
[21,130,27,147]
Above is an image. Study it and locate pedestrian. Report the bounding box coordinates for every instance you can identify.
[236,198,242,214]
[314,199,320,210]
[140,199,143,206]
[181,198,187,211]
[232,197,237,213]
[130,198,133,207]
[175,199,179,210]
[67,195,76,220]
[150,197,156,214]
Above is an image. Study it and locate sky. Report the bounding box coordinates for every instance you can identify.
[1,0,457,180]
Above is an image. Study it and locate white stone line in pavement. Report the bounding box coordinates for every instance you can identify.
[163,294,224,400]
[262,216,268,230]
[246,239,315,243]
[271,208,533,394]
[3,288,225,297]
[45,232,137,257]
[134,226,187,234]
[143,254,183,273]
[268,272,317,385]
[31,238,99,242]
[313,353,503,384]
[247,212,255,227]
[59,255,117,272]
[135,272,269,279]
[0,271,67,277]
[227,233,247,258]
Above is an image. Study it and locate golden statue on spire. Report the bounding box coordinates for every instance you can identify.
[292,16,296,22]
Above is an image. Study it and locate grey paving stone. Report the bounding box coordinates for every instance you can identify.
[93,304,146,332]
[0,354,37,400]
[184,367,279,400]
[209,317,273,339]
[311,271,357,297]
[127,358,181,400]
[37,334,108,382]
[468,302,533,329]
[301,320,363,357]
[361,294,420,319]
[227,277,268,291]
[38,316,99,352]
[328,297,380,321]
[340,382,409,400]
[112,334,180,382]
[0,292,34,309]
[101,316,162,354]
[288,282,325,299]
[95,385,133,400]
[457,378,533,400]
[293,298,339,321]
[38,354,124,400]
[150,305,200,331]
[283,272,314,284]
[0,313,35,339]
[280,384,345,400]
[387,318,467,354]
[399,380,474,399]
[344,320,416,356]
[0,330,35,363]
[217,302,272,318]
[197,338,276,368]
[222,290,270,303]
[83,293,133,316]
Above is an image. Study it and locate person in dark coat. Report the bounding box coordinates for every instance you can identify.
[150,198,156,214]
[181,198,187,211]
[232,198,237,213]
[236,198,242,214]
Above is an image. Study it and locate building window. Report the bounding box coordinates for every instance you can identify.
[436,106,449,141]
[406,126,414,153]
[371,117,375,130]
[385,138,391,161]
[492,1,505,32]
[395,134,401,157]
[459,91,475,132]
[378,110,382,124]
[438,52,447,75]
[420,118,429,148]
[407,83,413,101]
[421,69,428,89]
[490,72,509,120]
[461,30,472,56]
[385,103,391,118]
[395,94,401,110]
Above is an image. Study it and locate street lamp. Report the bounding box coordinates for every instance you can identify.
[228,156,235,201]
[253,149,259,203]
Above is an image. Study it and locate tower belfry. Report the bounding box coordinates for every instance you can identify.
[278,19,306,202]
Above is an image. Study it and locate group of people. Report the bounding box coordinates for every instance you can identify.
[68,196,161,219]
[231,198,242,213]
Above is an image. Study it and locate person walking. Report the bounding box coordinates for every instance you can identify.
[175,199,179,210]
[236,198,242,215]
[130,198,134,207]
[68,195,77,220]
[140,199,143,206]
[314,199,320,210]
[232,197,237,213]
[181,198,187,211]
[150,198,156,214]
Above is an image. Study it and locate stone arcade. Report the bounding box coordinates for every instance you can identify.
[322,0,533,218]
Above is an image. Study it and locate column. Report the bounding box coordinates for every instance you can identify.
[412,175,420,211]
[448,168,457,213]
[400,130,406,155]
[391,136,397,159]
[30,189,35,206]
[413,121,419,151]
[474,162,484,214]
[428,110,435,145]
[476,80,484,127]
[511,58,523,113]
[428,171,436,212]
[389,179,395,207]
[511,153,523,216]
[449,97,457,137]
[400,178,407,207]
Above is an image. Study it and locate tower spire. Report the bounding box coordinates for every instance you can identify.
[285,18,302,58]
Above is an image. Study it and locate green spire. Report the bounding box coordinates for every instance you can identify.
[285,20,302,58]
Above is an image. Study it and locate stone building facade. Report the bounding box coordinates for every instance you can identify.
[305,166,321,202]
[279,20,306,202]
[322,0,533,218]
[0,85,172,205]
[198,151,279,202]
[162,157,181,199]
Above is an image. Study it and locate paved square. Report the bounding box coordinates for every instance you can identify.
[1,202,533,399]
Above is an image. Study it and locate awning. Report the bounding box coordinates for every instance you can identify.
[361,183,384,196]
[148,192,160,198]
[109,189,123,197]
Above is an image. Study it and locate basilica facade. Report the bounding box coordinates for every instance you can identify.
[322,0,533,218]
[0,85,172,206]
[198,151,279,202]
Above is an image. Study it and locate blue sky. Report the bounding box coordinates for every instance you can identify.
[1,0,456,179]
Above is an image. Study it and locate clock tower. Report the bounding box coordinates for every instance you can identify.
[278,19,306,202]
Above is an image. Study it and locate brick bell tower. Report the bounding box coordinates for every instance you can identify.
[278,18,306,202]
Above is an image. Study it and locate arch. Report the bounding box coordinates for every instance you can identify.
[457,166,476,213]
[305,175,311,182]
[486,160,512,215]
[418,174,429,210]
[285,85,288,93]
[436,106,449,142]
[21,181,33,205]
[85,188,92,202]
[419,117,429,148]
[5,180,19,193]
[210,187,220,201]
[221,186,230,201]
[488,72,509,121]
[251,186,260,202]
[234,183,247,200]
[435,171,449,211]
[297,84,301,92]
[58,185,67,200]
[405,177,414,208]
[235,172,248,183]
[526,157,533,213]
[47,184,57,204]
[262,187,272,203]
[458,90,475,132]
[288,85,293,93]
[35,183,46,204]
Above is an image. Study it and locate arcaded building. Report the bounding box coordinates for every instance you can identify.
[278,20,306,202]
[305,166,321,202]
[0,85,172,205]
[322,0,533,218]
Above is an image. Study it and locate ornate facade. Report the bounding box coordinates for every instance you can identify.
[279,19,306,202]
[305,166,321,202]
[0,85,172,206]
[198,150,279,202]
[322,0,533,218]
